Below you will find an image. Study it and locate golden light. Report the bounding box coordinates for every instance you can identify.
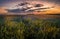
[0,7,8,14]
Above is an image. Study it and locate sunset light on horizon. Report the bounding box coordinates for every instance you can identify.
[0,0,60,14]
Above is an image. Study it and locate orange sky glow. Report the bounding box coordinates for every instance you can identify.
[33,7,60,14]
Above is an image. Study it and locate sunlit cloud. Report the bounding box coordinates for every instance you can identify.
[7,1,54,13]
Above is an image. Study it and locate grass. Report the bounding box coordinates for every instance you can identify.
[0,16,60,39]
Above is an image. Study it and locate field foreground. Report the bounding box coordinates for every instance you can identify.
[0,15,60,39]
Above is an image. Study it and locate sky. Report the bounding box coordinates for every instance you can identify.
[0,0,60,14]
[0,0,60,7]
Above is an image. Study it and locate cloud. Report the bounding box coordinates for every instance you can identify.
[8,8,26,13]
[7,2,46,13]
[17,2,29,6]
[34,4,44,7]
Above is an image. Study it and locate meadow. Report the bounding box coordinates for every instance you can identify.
[0,15,60,39]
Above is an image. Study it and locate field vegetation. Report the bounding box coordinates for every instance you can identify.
[0,16,60,39]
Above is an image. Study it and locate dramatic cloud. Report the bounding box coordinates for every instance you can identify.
[17,2,29,6]
[7,2,47,13]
